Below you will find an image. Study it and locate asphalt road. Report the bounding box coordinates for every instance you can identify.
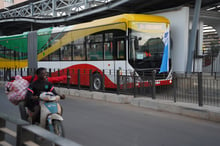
[1,88,220,146]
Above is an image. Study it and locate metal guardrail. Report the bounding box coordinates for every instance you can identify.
[0,113,81,146]
[0,68,220,107]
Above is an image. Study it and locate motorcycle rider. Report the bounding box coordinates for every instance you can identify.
[25,67,65,124]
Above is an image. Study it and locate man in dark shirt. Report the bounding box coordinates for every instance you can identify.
[25,67,63,124]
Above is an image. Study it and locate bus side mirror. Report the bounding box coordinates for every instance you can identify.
[134,37,141,50]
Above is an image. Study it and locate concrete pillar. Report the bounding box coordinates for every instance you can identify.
[28,31,38,74]
[193,21,203,72]
[186,0,202,73]
[214,24,220,38]
[211,24,220,73]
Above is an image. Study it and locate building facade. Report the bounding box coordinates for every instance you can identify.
[0,0,26,9]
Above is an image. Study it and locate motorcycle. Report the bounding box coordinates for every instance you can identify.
[27,92,65,137]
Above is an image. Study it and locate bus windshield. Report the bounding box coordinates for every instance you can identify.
[129,22,168,72]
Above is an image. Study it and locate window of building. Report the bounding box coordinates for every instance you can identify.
[4,0,13,3]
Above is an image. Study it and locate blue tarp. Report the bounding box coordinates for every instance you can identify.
[160,30,169,73]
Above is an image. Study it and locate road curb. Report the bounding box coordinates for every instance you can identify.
[131,97,220,122]
[56,87,133,104]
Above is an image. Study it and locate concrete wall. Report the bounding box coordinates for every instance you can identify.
[0,0,26,9]
[203,23,220,73]
[0,0,13,9]
[153,7,190,73]
[14,0,26,5]
[188,20,204,72]
[0,0,3,9]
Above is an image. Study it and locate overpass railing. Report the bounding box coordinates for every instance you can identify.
[0,113,81,146]
[0,0,115,19]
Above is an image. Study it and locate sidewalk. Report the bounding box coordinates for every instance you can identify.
[56,87,220,123]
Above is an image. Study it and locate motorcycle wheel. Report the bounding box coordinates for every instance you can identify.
[52,120,65,137]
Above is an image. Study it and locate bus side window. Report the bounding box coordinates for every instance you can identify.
[104,33,113,60]
[14,50,19,60]
[73,38,85,61]
[0,45,5,58]
[60,45,72,61]
[41,54,49,61]
[104,42,113,60]
[87,34,103,60]
[73,44,85,61]
[50,49,60,61]
[117,40,125,60]
[5,50,13,60]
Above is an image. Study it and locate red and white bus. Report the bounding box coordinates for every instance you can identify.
[0,14,172,90]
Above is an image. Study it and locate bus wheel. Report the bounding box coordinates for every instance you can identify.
[93,73,102,91]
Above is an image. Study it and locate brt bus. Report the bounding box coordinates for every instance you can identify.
[0,14,172,90]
